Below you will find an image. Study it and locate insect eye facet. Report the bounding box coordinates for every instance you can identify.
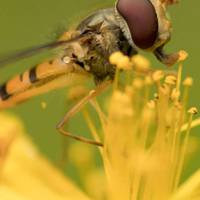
[116,0,158,49]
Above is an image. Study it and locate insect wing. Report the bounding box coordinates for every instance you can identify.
[0,33,91,109]
[0,34,83,68]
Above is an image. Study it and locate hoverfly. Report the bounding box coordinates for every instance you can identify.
[0,0,179,146]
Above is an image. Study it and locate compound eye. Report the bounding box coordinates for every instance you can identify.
[116,0,158,49]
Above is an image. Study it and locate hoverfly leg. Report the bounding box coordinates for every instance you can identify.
[154,46,180,66]
[56,81,111,147]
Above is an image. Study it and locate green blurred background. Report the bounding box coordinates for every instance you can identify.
[0,0,199,184]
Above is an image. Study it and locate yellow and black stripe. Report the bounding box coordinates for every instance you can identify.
[29,66,38,83]
[0,58,89,109]
[0,84,11,100]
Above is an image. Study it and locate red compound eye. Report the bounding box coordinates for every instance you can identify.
[116,0,158,49]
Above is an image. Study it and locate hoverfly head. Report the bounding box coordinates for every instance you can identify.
[115,0,172,50]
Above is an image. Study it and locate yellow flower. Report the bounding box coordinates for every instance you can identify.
[1,52,200,200]
[93,52,200,199]
[0,113,90,200]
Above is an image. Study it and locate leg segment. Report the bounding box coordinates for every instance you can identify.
[154,46,179,66]
[56,81,110,147]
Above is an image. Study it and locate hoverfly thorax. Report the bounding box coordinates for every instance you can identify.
[115,0,172,51]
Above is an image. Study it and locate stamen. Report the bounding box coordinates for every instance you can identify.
[131,54,150,71]
[152,70,164,82]
[165,75,177,85]
[183,77,193,87]
[174,107,197,189]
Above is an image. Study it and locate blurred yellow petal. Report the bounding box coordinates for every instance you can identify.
[87,52,200,200]
[0,49,199,200]
[170,170,200,200]
[0,113,90,200]
[0,186,28,200]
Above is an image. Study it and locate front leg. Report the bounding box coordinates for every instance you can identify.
[154,45,180,66]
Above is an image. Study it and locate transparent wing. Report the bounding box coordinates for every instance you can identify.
[0,34,84,68]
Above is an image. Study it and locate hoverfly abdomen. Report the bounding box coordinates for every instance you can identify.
[29,66,38,83]
[0,57,89,108]
[0,84,11,101]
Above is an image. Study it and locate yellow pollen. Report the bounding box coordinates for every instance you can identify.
[165,75,177,85]
[188,107,198,115]
[109,51,132,70]
[178,50,188,62]
[183,77,193,86]
[152,70,165,82]
[109,51,124,65]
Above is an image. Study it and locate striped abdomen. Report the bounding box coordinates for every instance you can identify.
[0,59,89,109]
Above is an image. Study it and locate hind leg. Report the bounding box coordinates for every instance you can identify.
[56,81,110,147]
